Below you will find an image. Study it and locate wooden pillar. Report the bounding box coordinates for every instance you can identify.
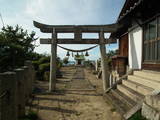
[49,28,57,92]
[99,30,110,92]
[95,60,99,72]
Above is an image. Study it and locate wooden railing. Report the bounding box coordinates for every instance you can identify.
[105,69,133,93]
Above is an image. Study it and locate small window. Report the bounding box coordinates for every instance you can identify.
[143,17,160,62]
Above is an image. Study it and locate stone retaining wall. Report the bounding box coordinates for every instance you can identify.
[142,91,160,120]
[0,61,35,120]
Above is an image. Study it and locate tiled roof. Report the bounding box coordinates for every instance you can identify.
[118,0,143,22]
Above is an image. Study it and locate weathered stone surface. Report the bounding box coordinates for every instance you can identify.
[14,68,25,117]
[142,103,160,120]
[22,66,30,103]
[0,62,35,120]
[25,61,35,95]
[142,90,160,120]
[0,72,17,120]
[145,90,160,111]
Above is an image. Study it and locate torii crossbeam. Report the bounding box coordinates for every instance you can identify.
[33,21,120,92]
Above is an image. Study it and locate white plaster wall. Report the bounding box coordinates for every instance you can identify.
[129,27,142,69]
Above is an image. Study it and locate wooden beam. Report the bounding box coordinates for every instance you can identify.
[40,26,118,33]
[40,38,116,44]
[58,39,99,44]
[33,21,121,33]
[74,27,82,41]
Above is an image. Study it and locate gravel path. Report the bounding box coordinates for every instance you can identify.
[33,66,122,120]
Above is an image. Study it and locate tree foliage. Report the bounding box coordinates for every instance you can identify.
[32,54,63,80]
[106,50,117,58]
[63,57,69,65]
[106,50,117,70]
[0,25,38,72]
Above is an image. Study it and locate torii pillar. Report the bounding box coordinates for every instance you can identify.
[99,30,110,91]
[49,28,57,92]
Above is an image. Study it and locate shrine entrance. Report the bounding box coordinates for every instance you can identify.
[33,21,120,92]
[78,60,81,65]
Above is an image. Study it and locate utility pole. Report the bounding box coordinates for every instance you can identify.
[0,13,5,27]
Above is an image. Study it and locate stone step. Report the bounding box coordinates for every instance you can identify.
[117,84,144,103]
[111,89,136,108]
[134,70,160,82]
[103,92,128,116]
[128,75,160,90]
[122,80,154,96]
[124,103,142,120]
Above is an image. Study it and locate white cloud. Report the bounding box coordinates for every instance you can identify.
[24,0,104,24]
[1,0,120,60]
[24,0,108,60]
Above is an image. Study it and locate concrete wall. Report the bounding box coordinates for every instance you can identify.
[129,26,143,70]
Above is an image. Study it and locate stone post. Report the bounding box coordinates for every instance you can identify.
[0,72,17,120]
[22,66,30,103]
[25,61,35,95]
[49,28,57,92]
[14,69,25,118]
[99,30,110,91]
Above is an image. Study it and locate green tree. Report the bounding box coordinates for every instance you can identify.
[106,50,117,58]
[0,25,38,72]
[105,50,117,70]
[63,57,69,65]
[32,54,63,80]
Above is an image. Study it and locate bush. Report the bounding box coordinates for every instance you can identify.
[19,111,38,120]
[43,71,50,81]
[32,61,39,71]
[36,63,50,80]
[39,63,50,73]
[38,56,50,64]
[32,55,62,81]
[27,111,38,120]
[129,111,147,120]
[63,57,69,65]
[57,61,63,69]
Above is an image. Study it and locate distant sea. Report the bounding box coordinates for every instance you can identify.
[68,61,75,65]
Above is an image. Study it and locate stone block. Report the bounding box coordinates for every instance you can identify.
[25,61,35,95]
[145,90,160,111]
[14,68,25,117]
[142,103,160,120]
[22,66,30,103]
[142,90,160,120]
[0,72,17,120]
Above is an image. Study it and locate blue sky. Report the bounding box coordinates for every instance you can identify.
[0,0,125,60]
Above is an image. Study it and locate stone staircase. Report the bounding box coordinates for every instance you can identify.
[104,70,160,119]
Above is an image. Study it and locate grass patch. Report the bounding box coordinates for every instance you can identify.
[129,111,147,120]
[110,108,116,112]
[19,111,38,120]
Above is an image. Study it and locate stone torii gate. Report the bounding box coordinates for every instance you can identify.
[33,21,120,92]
